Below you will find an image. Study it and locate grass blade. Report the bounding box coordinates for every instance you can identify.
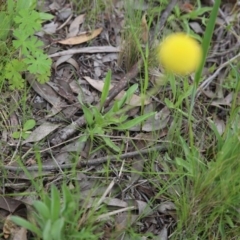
[194,0,221,85]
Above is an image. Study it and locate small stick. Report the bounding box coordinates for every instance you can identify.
[196,51,240,97]
[2,145,166,172]
[155,0,178,35]
[49,46,120,58]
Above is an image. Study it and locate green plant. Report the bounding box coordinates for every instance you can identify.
[79,70,155,152]
[170,122,240,239]
[0,0,53,90]
[171,1,212,37]
[11,184,103,240]
[12,119,36,140]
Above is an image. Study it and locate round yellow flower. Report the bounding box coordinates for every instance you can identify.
[157,32,202,75]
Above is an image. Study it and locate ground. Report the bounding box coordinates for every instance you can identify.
[1,0,240,239]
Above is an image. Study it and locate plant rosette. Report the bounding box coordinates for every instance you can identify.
[157,32,203,75]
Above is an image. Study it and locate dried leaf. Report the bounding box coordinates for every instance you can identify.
[23,122,61,144]
[58,8,72,21]
[47,81,75,103]
[102,53,118,62]
[130,158,144,184]
[58,28,102,45]
[55,54,73,69]
[158,225,168,240]
[3,215,28,240]
[189,22,204,34]
[67,14,85,37]
[129,106,170,131]
[115,213,138,231]
[211,92,233,107]
[3,215,16,239]
[208,117,226,135]
[43,22,58,35]
[61,139,86,152]
[69,81,95,104]
[66,57,80,70]
[0,197,26,213]
[180,3,194,13]
[12,227,27,240]
[142,106,170,131]
[27,74,65,110]
[103,198,128,208]
[49,2,61,11]
[157,201,176,213]
[136,200,153,216]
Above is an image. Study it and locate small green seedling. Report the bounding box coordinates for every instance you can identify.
[12,119,36,140]
[11,184,102,240]
[78,70,155,152]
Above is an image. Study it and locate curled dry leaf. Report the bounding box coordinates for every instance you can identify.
[55,54,73,69]
[58,28,103,45]
[65,57,80,70]
[84,76,151,106]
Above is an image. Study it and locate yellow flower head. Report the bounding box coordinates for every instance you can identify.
[157,32,202,75]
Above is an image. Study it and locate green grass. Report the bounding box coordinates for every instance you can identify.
[2,0,240,239]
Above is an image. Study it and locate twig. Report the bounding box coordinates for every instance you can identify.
[155,0,178,35]
[50,59,142,145]
[95,178,116,210]
[49,46,120,58]
[196,51,240,97]
[47,141,64,174]
[2,145,167,172]
[104,59,142,106]
[96,206,135,222]
[56,14,73,31]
